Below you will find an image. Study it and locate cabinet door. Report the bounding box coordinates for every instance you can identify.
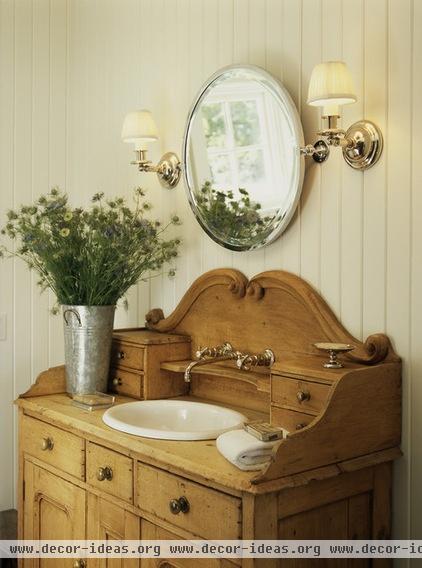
[23,461,86,568]
[140,519,235,568]
[87,493,140,568]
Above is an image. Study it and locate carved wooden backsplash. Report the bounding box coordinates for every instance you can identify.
[146,269,399,366]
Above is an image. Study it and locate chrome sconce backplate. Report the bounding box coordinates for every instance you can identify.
[156,152,182,189]
[342,120,383,170]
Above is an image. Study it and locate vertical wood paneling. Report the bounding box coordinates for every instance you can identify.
[48,0,67,367]
[299,0,322,287]
[201,0,232,272]
[319,0,342,314]
[386,0,412,542]
[13,0,33,398]
[0,1,420,542]
[184,0,205,288]
[266,0,303,274]
[340,0,364,339]
[362,0,388,336]
[411,0,422,540]
[31,0,50,379]
[0,0,15,513]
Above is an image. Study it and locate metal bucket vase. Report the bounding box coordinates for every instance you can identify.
[62,305,116,395]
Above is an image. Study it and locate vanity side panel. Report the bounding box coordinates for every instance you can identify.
[273,464,394,567]
[143,342,191,399]
[257,363,401,481]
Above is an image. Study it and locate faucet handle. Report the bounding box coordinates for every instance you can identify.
[236,354,254,371]
[236,349,275,370]
[195,342,234,360]
[195,346,209,359]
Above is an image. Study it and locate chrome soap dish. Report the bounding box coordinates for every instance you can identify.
[313,342,355,369]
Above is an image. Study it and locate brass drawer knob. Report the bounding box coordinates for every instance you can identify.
[73,561,86,568]
[117,350,126,360]
[169,496,190,515]
[112,377,122,387]
[296,390,311,403]
[41,437,54,451]
[96,466,113,481]
[295,423,306,430]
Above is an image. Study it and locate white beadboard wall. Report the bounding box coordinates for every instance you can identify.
[0,0,420,546]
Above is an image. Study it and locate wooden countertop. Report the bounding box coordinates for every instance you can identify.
[16,393,270,495]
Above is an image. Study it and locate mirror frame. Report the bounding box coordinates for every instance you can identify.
[182,64,305,251]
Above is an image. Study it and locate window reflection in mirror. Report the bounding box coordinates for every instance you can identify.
[184,66,304,251]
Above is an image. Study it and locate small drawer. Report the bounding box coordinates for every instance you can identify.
[21,415,85,479]
[137,464,241,540]
[109,368,143,398]
[271,375,331,414]
[87,442,133,503]
[111,340,144,371]
[271,405,316,433]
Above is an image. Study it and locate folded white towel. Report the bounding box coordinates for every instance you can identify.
[216,429,284,471]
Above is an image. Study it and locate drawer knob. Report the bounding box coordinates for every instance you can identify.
[73,561,86,568]
[96,466,113,481]
[295,423,306,430]
[117,350,126,360]
[296,390,311,402]
[41,437,54,451]
[112,377,122,387]
[169,496,190,515]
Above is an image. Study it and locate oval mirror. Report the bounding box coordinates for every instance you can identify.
[182,64,305,251]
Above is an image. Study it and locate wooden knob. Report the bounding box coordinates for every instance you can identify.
[73,561,86,568]
[117,351,126,359]
[96,466,113,481]
[112,377,122,387]
[41,437,54,451]
[169,496,190,515]
[296,390,310,402]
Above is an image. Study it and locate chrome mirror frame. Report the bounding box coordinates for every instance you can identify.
[182,64,305,252]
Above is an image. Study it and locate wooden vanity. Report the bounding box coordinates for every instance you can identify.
[16,269,402,567]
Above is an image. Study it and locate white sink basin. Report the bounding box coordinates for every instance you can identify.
[102,399,247,441]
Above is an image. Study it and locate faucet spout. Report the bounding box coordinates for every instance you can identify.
[184,354,236,383]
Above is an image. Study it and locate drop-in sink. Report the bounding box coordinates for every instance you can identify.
[102,399,247,441]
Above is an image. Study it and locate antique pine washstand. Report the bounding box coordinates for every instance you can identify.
[16,269,401,567]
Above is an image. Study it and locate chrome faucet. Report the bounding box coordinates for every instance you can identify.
[183,342,275,383]
[184,342,236,383]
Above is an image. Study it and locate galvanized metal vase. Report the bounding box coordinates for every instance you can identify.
[62,305,116,396]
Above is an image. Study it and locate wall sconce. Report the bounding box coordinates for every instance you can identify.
[302,61,383,170]
[121,109,181,189]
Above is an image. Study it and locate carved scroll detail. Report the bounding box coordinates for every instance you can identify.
[246,281,265,300]
[145,308,165,328]
[347,333,400,365]
[147,269,248,333]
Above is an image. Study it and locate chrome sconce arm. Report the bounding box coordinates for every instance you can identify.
[301,119,383,170]
[131,149,181,189]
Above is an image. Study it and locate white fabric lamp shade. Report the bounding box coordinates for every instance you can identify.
[307,61,357,117]
[121,110,159,150]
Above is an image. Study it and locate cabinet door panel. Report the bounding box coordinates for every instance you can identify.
[87,493,139,568]
[23,461,85,568]
[140,519,235,568]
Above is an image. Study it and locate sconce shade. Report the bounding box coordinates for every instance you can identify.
[307,61,357,117]
[121,110,159,149]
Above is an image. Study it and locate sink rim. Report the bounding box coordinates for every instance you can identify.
[102,399,247,441]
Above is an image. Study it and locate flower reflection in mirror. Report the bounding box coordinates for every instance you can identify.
[195,181,274,248]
